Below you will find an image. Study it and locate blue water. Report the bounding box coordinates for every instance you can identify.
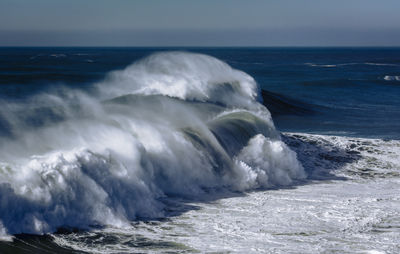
[0,47,399,139]
[0,47,400,253]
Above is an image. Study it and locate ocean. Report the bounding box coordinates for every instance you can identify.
[0,47,399,253]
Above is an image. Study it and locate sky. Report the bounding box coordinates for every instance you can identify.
[1,0,400,46]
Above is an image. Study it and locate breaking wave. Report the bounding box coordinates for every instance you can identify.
[0,52,305,237]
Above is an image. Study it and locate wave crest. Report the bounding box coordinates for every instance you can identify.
[99,52,259,107]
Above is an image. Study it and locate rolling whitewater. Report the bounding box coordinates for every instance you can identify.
[0,48,399,253]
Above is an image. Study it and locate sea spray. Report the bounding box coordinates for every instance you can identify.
[0,52,305,237]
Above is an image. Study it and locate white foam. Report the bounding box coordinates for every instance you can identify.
[52,133,400,253]
[305,63,337,68]
[49,54,66,58]
[305,62,399,68]
[384,75,400,81]
[234,134,305,189]
[0,222,12,242]
[366,62,399,66]
[0,52,305,237]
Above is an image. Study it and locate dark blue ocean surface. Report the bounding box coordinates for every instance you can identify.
[1,47,400,254]
[0,47,399,139]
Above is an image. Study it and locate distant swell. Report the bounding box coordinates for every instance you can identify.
[0,52,305,237]
[260,89,316,116]
[305,62,400,68]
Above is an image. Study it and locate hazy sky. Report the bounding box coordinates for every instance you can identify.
[1,0,400,46]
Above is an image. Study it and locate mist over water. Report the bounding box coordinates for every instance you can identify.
[0,52,305,237]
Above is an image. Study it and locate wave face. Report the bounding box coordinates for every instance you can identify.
[0,52,305,237]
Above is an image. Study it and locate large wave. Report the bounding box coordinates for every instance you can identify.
[0,52,305,237]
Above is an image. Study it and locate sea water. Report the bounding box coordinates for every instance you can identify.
[0,47,399,253]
